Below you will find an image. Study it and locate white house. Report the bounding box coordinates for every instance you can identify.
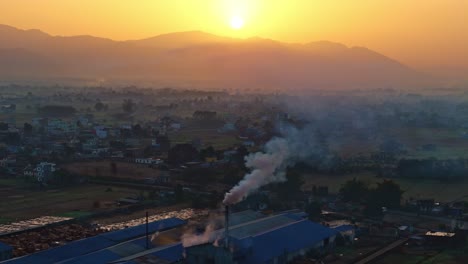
[170,123,182,130]
[135,158,163,165]
[0,156,16,167]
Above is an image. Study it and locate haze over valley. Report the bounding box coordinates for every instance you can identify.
[0,24,435,91]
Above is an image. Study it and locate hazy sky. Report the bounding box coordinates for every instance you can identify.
[1,0,467,78]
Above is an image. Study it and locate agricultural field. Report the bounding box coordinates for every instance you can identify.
[169,127,240,149]
[374,244,468,264]
[0,178,139,223]
[62,161,162,180]
[390,127,468,159]
[302,172,468,202]
[331,126,468,160]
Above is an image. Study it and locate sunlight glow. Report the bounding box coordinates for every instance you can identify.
[230,16,245,30]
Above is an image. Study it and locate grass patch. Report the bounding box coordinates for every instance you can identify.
[58,211,93,218]
[0,217,13,225]
[374,253,426,264]
[169,128,240,149]
[0,178,29,187]
[421,244,468,264]
[302,172,468,202]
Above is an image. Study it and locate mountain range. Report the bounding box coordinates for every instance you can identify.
[0,24,435,90]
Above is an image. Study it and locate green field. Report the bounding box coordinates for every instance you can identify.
[0,178,140,222]
[303,172,468,202]
[169,128,240,149]
[374,253,426,264]
[377,244,468,264]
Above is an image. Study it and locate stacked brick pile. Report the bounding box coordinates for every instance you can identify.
[0,224,106,257]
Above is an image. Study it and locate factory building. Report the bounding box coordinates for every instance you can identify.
[0,211,337,264]
[0,243,12,261]
[0,218,186,264]
[114,210,338,264]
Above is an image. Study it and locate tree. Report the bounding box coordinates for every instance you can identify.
[94,101,105,111]
[234,146,249,166]
[38,105,77,117]
[175,184,184,203]
[379,138,404,155]
[95,167,101,177]
[276,170,304,202]
[110,162,118,176]
[339,178,370,203]
[122,99,136,113]
[193,111,217,120]
[372,179,404,209]
[306,201,322,221]
[209,190,219,209]
[132,124,143,136]
[0,122,8,131]
[365,180,404,217]
[199,146,215,160]
[23,123,33,135]
[168,144,199,165]
[62,143,76,158]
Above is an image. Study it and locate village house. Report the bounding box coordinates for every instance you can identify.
[93,126,108,139]
[1,104,16,113]
[46,119,77,135]
[0,156,16,168]
[135,157,164,165]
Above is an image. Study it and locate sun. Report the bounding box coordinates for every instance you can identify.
[230,16,245,30]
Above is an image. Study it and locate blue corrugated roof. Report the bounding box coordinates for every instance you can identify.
[0,242,12,252]
[36,235,116,263]
[0,255,50,264]
[228,210,264,226]
[151,243,184,262]
[285,212,308,220]
[116,243,184,264]
[58,250,121,264]
[229,215,296,239]
[1,218,186,264]
[102,218,186,243]
[128,237,151,249]
[242,220,337,264]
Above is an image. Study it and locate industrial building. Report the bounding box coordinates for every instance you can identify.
[0,210,337,264]
[0,218,186,264]
[0,242,12,261]
[110,210,338,264]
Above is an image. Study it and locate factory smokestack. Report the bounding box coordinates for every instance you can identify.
[224,205,229,248]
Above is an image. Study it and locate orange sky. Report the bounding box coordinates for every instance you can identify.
[1,0,467,78]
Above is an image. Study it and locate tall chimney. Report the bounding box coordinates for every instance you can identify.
[224,205,229,248]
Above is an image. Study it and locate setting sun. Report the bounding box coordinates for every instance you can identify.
[230,16,244,30]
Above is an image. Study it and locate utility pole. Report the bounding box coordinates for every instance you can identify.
[146,211,149,249]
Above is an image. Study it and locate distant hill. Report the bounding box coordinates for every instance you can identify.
[0,24,434,90]
[127,31,236,49]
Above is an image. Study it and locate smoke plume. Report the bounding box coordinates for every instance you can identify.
[223,94,383,205]
[223,125,325,205]
[181,223,220,247]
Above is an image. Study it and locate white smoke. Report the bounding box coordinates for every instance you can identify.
[223,94,390,205]
[223,126,322,205]
[151,231,160,243]
[181,223,221,247]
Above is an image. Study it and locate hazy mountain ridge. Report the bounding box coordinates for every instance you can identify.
[0,24,433,90]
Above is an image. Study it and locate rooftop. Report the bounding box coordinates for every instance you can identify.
[1,218,186,264]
